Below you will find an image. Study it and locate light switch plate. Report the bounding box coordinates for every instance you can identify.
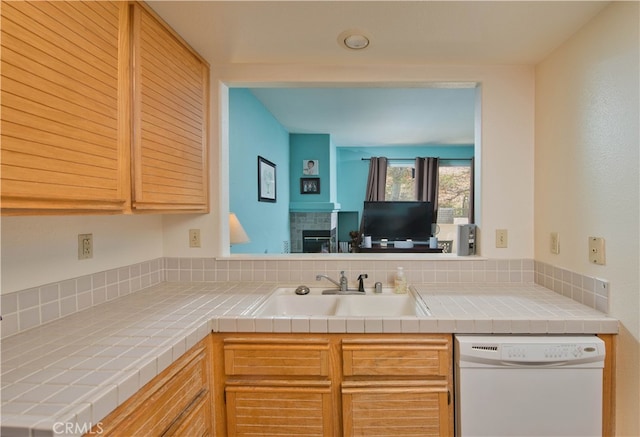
[588,237,605,265]
[189,229,201,248]
[496,229,508,248]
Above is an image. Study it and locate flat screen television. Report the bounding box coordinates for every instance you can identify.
[362,201,434,243]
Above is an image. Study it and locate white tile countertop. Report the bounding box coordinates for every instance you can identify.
[0,281,618,436]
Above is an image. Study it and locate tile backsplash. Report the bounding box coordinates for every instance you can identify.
[534,260,609,314]
[0,257,609,338]
[163,257,536,285]
[1,259,164,339]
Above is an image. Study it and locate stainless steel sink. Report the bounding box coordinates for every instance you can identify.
[252,286,431,317]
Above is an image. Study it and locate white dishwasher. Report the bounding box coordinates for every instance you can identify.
[454,335,605,437]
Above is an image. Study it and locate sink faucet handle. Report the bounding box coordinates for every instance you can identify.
[357,274,368,292]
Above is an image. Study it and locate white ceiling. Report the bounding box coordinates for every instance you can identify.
[147,1,610,147]
[249,86,478,146]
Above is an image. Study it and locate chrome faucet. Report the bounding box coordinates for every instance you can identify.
[316,271,349,292]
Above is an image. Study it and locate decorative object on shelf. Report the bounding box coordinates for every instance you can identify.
[258,156,276,202]
[438,240,453,253]
[229,213,250,245]
[349,230,360,252]
[300,177,320,194]
[302,159,319,175]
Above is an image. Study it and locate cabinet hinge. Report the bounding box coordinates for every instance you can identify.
[448,390,451,405]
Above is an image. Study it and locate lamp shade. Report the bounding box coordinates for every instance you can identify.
[229,213,250,244]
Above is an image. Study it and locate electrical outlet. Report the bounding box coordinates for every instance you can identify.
[550,232,560,254]
[78,234,93,259]
[588,237,605,265]
[189,229,201,248]
[495,229,508,248]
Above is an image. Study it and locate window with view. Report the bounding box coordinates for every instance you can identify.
[385,160,473,252]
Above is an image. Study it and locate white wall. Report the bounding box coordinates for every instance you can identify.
[1,215,164,294]
[535,2,640,435]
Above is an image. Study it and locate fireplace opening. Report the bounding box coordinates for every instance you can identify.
[302,230,331,253]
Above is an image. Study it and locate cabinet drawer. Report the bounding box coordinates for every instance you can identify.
[226,382,333,436]
[224,338,330,376]
[342,336,450,377]
[342,381,451,437]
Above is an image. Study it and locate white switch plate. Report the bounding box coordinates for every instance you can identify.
[550,232,560,254]
[588,236,605,265]
[189,229,201,248]
[496,229,508,248]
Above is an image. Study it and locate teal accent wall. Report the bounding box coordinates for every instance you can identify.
[229,89,290,253]
[336,145,474,218]
[289,134,339,211]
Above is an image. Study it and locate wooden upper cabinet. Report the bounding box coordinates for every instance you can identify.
[130,4,210,213]
[1,1,130,213]
[0,1,210,215]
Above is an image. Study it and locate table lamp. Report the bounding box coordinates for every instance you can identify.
[229,213,250,245]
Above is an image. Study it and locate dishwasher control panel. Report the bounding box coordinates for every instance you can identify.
[501,342,600,362]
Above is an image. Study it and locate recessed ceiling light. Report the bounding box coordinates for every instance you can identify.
[338,30,371,50]
[344,34,369,50]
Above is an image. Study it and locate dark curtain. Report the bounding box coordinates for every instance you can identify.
[414,157,439,222]
[358,157,387,246]
[365,157,388,201]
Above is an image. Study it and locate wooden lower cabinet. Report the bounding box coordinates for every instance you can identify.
[225,382,334,436]
[89,337,213,436]
[84,332,614,436]
[599,333,616,437]
[164,390,212,437]
[342,382,450,436]
[211,333,453,437]
[341,337,453,437]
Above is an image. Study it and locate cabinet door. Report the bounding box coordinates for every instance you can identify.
[218,336,340,436]
[131,4,209,212]
[341,336,454,436]
[226,383,334,437]
[95,341,211,436]
[1,1,130,213]
[342,382,451,437]
[162,390,212,437]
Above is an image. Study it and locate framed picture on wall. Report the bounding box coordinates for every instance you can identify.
[303,159,319,175]
[300,177,320,194]
[258,156,276,202]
